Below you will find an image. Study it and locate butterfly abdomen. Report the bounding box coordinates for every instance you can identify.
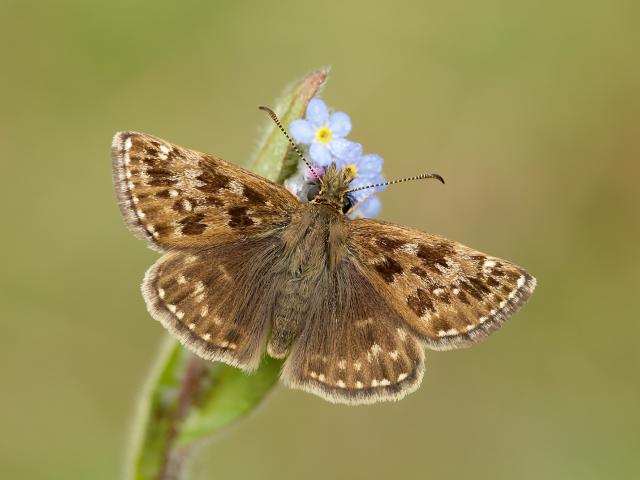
[267,205,349,358]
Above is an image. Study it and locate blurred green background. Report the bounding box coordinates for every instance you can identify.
[1,0,638,479]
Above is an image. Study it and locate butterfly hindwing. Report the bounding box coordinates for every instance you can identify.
[112,131,298,251]
[281,260,425,404]
[348,219,536,350]
[141,236,287,371]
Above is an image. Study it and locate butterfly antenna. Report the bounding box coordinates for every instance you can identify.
[258,106,323,184]
[346,172,445,194]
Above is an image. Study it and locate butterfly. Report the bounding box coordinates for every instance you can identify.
[111,107,536,405]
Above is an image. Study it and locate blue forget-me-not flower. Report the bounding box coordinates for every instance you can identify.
[286,98,386,218]
[290,98,362,166]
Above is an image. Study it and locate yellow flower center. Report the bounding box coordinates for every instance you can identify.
[346,164,358,177]
[315,126,332,144]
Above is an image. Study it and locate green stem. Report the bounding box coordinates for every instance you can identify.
[158,355,207,479]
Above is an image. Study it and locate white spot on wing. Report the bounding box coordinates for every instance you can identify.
[438,328,459,337]
[399,243,418,255]
[228,180,243,195]
[397,328,408,341]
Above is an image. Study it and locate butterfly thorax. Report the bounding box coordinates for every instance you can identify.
[310,164,355,212]
[281,201,348,275]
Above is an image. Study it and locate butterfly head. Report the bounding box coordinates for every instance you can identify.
[309,163,356,214]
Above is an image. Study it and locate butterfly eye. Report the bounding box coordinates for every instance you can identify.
[342,195,354,214]
[306,184,321,201]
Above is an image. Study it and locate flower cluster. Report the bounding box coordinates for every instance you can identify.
[286,98,386,218]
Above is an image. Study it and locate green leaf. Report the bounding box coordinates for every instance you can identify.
[250,67,329,182]
[128,68,328,480]
[128,341,282,479]
[177,356,283,446]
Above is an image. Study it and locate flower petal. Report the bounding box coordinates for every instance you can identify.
[346,178,370,202]
[289,119,315,143]
[305,164,325,181]
[357,153,383,178]
[368,174,388,192]
[309,143,333,166]
[284,174,305,199]
[329,139,362,162]
[328,112,351,138]
[357,195,382,218]
[306,98,329,125]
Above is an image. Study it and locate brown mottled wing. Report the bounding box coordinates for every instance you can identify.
[141,237,284,370]
[112,131,298,251]
[348,219,536,350]
[281,261,425,405]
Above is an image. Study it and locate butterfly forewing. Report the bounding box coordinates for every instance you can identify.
[112,131,297,251]
[348,219,536,350]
